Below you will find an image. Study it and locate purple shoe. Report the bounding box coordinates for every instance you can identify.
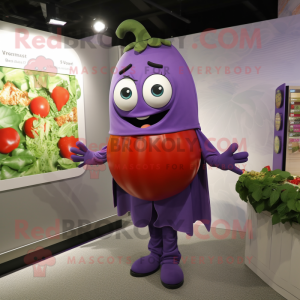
[130,254,160,277]
[160,225,183,289]
[160,264,184,289]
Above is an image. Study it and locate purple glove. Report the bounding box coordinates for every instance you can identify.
[197,130,248,175]
[70,141,107,168]
[208,143,248,175]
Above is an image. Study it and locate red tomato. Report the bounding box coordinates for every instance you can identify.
[51,86,69,111]
[58,136,79,159]
[0,127,20,154]
[24,117,46,139]
[107,130,201,201]
[30,97,50,118]
[264,165,271,172]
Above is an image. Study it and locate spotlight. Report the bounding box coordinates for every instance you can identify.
[48,19,67,26]
[92,21,106,32]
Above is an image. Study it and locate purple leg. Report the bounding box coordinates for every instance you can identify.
[130,205,162,277]
[160,226,184,289]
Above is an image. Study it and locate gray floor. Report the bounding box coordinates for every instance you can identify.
[0,218,285,300]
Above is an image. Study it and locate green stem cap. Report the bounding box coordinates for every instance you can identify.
[115,19,171,53]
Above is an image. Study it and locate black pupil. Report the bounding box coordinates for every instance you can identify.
[152,84,163,96]
[120,87,132,99]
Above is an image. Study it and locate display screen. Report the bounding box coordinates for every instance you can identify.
[0,65,81,181]
[285,88,300,175]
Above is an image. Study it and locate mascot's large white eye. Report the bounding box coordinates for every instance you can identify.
[114,78,138,111]
[143,74,172,108]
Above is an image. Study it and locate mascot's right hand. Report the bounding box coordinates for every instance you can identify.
[70,141,95,168]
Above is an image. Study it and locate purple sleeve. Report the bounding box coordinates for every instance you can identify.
[92,145,107,165]
[196,129,220,167]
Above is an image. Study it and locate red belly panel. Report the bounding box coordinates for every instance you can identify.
[107,130,201,201]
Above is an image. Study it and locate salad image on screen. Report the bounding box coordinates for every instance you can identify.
[0,66,81,180]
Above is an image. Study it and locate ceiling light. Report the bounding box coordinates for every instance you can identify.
[93,21,106,32]
[48,19,67,26]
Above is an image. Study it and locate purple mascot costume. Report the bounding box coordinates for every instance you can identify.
[71,19,249,289]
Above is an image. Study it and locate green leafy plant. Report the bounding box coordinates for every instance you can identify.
[236,168,300,225]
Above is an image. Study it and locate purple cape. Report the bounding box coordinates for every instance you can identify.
[108,45,221,235]
[112,128,220,236]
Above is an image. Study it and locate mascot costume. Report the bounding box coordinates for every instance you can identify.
[71,19,249,289]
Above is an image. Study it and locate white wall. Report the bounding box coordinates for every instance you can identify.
[172,14,300,231]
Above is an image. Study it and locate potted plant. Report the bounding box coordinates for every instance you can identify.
[236,167,300,300]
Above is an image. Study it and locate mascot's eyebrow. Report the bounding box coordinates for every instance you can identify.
[148,61,163,68]
[119,64,132,75]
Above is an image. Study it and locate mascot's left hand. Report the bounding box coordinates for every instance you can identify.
[216,143,248,175]
[70,141,95,168]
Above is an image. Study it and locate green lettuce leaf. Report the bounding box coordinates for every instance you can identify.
[70,76,81,99]
[0,106,22,128]
[57,158,78,169]
[4,69,29,91]
[57,122,78,138]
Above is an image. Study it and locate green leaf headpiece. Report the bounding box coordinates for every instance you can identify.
[116,19,171,53]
